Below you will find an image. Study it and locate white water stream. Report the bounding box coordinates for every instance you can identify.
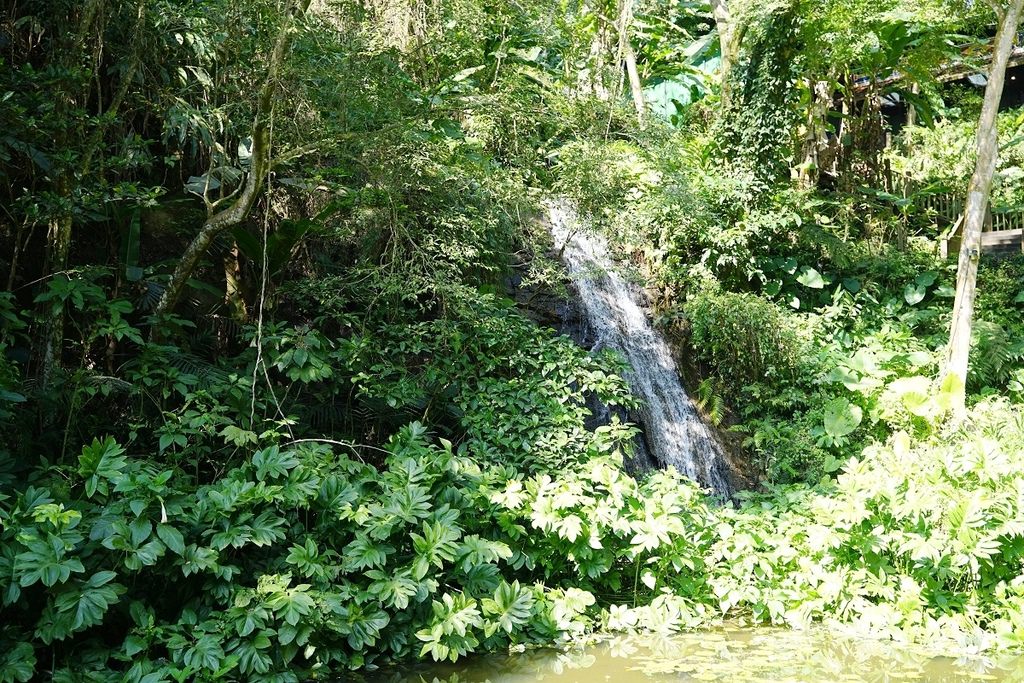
[549,202,730,494]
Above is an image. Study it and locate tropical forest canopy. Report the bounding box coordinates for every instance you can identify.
[2,0,1024,680]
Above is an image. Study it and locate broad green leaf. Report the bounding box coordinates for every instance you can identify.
[183,635,224,672]
[887,376,933,417]
[78,437,128,498]
[904,284,926,306]
[823,398,862,438]
[156,524,185,555]
[797,267,825,289]
[481,581,534,634]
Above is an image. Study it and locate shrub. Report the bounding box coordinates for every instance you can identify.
[683,289,810,395]
[0,425,598,680]
[706,399,1024,651]
[336,298,640,472]
[553,140,662,227]
[498,399,1024,653]
[3,396,1024,679]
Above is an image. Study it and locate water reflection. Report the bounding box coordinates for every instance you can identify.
[363,627,1024,683]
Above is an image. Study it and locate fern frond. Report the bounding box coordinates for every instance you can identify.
[694,378,726,426]
[971,321,1014,387]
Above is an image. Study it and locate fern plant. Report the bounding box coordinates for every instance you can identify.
[971,320,1024,389]
[693,377,726,427]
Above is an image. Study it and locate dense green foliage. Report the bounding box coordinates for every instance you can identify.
[0,424,602,679]
[4,391,1021,679]
[890,100,1024,210]
[3,0,1024,679]
[557,118,1024,481]
[510,398,1024,652]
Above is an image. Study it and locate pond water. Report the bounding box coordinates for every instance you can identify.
[365,627,1024,683]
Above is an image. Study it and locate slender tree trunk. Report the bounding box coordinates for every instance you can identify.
[624,44,645,124]
[943,0,1024,414]
[799,79,831,187]
[40,206,73,384]
[907,82,920,128]
[37,0,145,385]
[6,221,27,291]
[36,0,97,386]
[583,7,611,100]
[709,0,742,107]
[152,0,311,321]
[617,0,645,125]
[223,242,249,321]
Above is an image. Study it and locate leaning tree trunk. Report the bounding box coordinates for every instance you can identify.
[943,0,1024,414]
[152,0,311,321]
[623,42,645,125]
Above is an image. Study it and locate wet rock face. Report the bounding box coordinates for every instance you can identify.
[549,270,658,476]
[508,257,656,476]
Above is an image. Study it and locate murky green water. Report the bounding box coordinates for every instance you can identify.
[366,628,1024,682]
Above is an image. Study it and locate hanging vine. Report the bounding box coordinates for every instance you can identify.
[714,1,803,184]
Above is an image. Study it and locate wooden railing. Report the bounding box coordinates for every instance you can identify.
[991,207,1024,232]
[914,186,1024,230]
[919,193,963,224]
[919,190,1024,258]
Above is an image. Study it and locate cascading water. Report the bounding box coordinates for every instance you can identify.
[549,201,731,495]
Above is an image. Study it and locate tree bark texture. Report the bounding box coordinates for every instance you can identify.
[617,0,645,125]
[943,0,1024,413]
[709,0,742,107]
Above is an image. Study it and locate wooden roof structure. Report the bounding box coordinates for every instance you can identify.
[852,41,1024,96]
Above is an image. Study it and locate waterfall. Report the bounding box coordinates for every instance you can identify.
[549,202,731,495]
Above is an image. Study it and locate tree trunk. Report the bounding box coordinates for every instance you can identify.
[223,242,249,321]
[582,6,611,100]
[623,43,645,125]
[617,0,645,125]
[709,0,743,107]
[906,82,920,128]
[943,0,1024,414]
[40,207,73,385]
[152,0,311,321]
[799,79,831,187]
[37,0,146,385]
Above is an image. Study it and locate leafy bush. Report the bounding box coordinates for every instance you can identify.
[683,289,810,395]
[3,362,1024,680]
[889,109,1024,209]
[0,425,599,681]
[497,399,1024,653]
[706,399,1024,651]
[553,140,662,228]
[337,298,640,472]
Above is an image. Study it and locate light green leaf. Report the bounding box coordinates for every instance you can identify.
[797,267,825,289]
[823,398,863,438]
[904,284,926,306]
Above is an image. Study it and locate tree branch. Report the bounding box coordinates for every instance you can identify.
[152,0,312,322]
